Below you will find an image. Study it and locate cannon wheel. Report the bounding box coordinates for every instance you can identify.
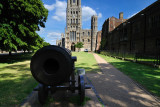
[78,75,85,104]
[38,84,48,105]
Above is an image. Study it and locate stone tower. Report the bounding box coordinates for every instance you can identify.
[65,0,82,51]
[91,15,98,51]
[63,0,98,51]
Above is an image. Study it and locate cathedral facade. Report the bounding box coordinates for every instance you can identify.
[60,0,98,51]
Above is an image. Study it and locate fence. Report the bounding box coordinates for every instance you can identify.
[100,51,160,66]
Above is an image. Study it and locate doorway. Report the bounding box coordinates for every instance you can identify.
[71,43,75,51]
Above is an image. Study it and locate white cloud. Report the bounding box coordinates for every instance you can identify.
[46,32,62,44]
[44,0,67,21]
[82,6,102,21]
[98,13,102,18]
[44,4,55,11]
[47,32,61,39]
[82,6,96,21]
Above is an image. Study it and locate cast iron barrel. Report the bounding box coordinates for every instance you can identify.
[30,45,73,86]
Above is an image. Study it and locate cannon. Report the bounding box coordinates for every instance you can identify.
[30,45,91,104]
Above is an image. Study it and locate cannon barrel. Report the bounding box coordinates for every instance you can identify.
[30,45,73,86]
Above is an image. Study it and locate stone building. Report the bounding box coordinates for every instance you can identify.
[95,31,102,51]
[57,0,98,51]
[101,12,127,50]
[56,33,65,48]
[102,0,160,55]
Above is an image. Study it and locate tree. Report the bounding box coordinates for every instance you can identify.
[43,42,51,47]
[0,0,48,55]
[75,42,84,52]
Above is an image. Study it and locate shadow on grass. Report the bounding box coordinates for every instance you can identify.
[0,64,30,72]
[0,73,37,106]
[99,58,160,97]
[0,53,34,64]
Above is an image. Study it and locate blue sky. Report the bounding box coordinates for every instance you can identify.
[37,0,157,45]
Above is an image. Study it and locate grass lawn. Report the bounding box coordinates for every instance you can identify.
[72,52,100,73]
[0,53,38,106]
[99,54,160,97]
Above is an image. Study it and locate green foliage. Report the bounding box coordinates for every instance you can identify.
[0,0,48,52]
[43,42,51,47]
[75,42,83,51]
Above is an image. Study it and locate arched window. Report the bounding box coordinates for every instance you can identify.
[88,39,90,42]
[73,0,75,3]
[88,32,90,36]
[76,19,78,23]
[83,32,84,35]
[71,19,72,24]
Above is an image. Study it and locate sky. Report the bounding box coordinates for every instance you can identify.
[37,0,157,45]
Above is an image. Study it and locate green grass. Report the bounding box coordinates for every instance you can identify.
[0,53,38,106]
[99,54,160,97]
[72,52,100,73]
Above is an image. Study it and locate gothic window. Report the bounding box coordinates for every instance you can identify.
[71,19,72,24]
[76,19,78,23]
[73,0,75,3]
[77,0,79,5]
[88,39,90,42]
[70,0,72,4]
[83,32,84,35]
[73,19,75,23]
[75,32,76,41]
[73,11,75,14]
[88,32,90,36]
[76,11,78,14]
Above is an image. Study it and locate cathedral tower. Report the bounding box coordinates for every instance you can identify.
[65,0,82,50]
[64,0,98,51]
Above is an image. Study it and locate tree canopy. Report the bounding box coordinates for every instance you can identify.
[0,0,48,53]
[75,42,84,52]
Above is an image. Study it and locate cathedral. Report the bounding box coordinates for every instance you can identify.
[57,0,98,51]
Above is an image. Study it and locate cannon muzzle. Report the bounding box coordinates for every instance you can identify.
[30,45,73,86]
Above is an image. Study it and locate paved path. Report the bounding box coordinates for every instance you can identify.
[21,75,102,107]
[86,53,160,107]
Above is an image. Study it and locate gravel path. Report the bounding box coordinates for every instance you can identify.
[85,53,160,107]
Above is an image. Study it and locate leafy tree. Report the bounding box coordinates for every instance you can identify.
[75,42,84,52]
[43,42,51,47]
[0,0,48,55]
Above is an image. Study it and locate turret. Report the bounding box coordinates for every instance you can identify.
[91,15,98,51]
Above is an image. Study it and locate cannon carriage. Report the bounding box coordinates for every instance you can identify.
[30,45,91,104]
